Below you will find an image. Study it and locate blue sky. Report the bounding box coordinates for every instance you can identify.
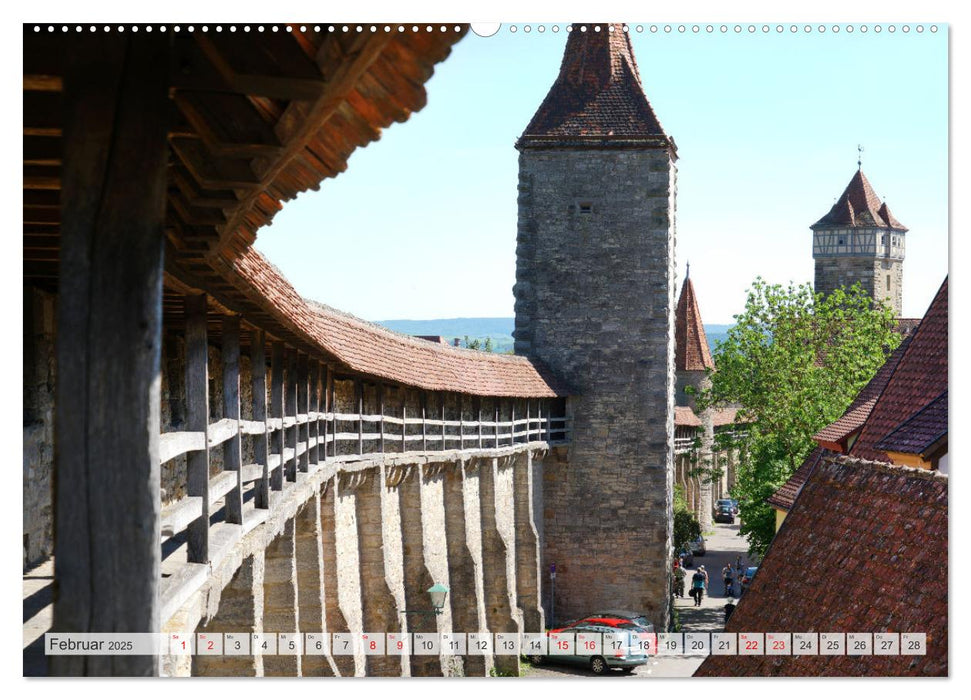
[253,24,948,325]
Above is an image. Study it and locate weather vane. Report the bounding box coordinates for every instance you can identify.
[857,144,864,169]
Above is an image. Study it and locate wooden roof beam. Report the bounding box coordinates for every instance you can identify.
[172,90,284,158]
[170,136,262,190]
[194,34,329,101]
[212,32,395,257]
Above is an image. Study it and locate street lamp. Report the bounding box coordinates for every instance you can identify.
[402,583,449,616]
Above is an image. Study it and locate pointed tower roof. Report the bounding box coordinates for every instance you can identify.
[516,24,675,152]
[811,169,908,231]
[675,275,714,372]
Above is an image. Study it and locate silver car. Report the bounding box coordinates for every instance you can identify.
[527,623,649,675]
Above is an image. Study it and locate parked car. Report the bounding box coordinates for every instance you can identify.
[713,505,735,524]
[729,499,740,514]
[529,622,649,675]
[715,498,734,513]
[583,610,655,634]
[691,535,706,556]
[740,566,758,594]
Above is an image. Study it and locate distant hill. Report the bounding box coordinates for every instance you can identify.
[376,317,731,355]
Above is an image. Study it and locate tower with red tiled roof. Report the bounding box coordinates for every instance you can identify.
[674,271,716,529]
[811,167,907,315]
[513,24,677,631]
[674,270,715,405]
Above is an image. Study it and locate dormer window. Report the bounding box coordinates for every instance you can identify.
[578,202,593,215]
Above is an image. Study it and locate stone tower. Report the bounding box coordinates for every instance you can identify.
[674,269,715,530]
[513,24,677,629]
[811,168,907,315]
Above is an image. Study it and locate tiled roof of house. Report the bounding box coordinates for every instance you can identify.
[516,24,674,151]
[675,406,702,427]
[711,406,746,427]
[696,454,948,677]
[229,247,569,397]
[811,169,908,231]
[675,277,715,372]
[765,446,827,512]
[875,390,948,458]
[850,278,948,462]
[812,335,914,451]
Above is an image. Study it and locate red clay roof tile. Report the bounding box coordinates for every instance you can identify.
[812,169,908,231]
[229,248,569,397]
[875,390,948,458]
[850,278,947,462]
[675,277,714,372]
[517,24,674,151]
[697,454,948,677]
[675,406,702,427]
[812,335,913,450]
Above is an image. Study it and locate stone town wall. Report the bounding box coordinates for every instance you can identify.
[167,445,546,677]
[23,286,57,569]
[815,256,903,316]
[514,148,676,630]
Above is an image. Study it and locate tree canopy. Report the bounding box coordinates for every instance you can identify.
[696,279,900,554]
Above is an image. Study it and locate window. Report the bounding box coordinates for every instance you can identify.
[887,274,891,291]
[838,237,844,246]
[578,202,593,215]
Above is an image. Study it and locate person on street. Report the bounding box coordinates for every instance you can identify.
[690,568,706,606]
[722,564,735,597]
[724,598,737,624]
[673,565,686,598]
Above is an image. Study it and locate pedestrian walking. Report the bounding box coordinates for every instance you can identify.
[722,564,735,597]
[690,568,706,606]
[673,565,686,598]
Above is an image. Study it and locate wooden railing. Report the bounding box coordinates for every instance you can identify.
[156,294,571,624]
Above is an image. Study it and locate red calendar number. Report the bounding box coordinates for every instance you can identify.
[745,640,758,650]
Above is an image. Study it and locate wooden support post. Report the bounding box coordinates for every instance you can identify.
[537,401,542,445]
[185,294,211,563]
[252,332,270,509]
[309,361,320,468]
[326,365,335,460]
[458,394,465,452]
[378,382,385,453]
[511,401,516,445]
[526,400,531,442]
[421,392,427,452]
[52,31,168,676]
[222,315,243,524]
[401,394,407,453]
[356,378,364,455]
[544,400,551,443]
[477,397,483,449]
[297,353,309,474]
[270,342,284,491]
[495,399,500,448]
[286,348,298,482]
[441,394,447,450]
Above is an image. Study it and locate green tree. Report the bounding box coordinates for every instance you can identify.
[672,485,702,551]
[697,278,899,555]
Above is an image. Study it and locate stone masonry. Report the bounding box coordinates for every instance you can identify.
[514,26,677,630]
[515,147,677,629]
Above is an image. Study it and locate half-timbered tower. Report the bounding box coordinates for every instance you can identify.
[811,168,907,315]
[513,23,677,629]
